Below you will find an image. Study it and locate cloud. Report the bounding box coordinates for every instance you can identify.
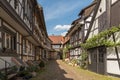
[61,32,67,36]
[44,1,85,21]
[54,25,71,31]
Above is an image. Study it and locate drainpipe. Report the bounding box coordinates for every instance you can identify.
[106,0,111,29]
[105,0,111,75]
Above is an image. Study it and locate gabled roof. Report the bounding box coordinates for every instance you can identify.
[78,0,97,17]
[66,1,96,37]
[66,18,82,37]
[83,0,101,42]
[49,35,64,44]
[63,37,70,45]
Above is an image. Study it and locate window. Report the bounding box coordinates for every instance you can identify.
[52,45,60,49]
[5,33,11,49]
[17,33,22,54]
[13,36,16,50]
[23,39,26,53]
[2,32,16,50]
[6,34,10,48]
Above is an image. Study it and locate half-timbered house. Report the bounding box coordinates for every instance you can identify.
[0,0,50,78]
[66,19,82,59]
[66,1,96,60]
[63,37,70,59]
[84,0,120,76]
[49,35,64,59]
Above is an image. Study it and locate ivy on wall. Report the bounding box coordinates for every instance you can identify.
[80,26,120,49]
[80,50,88,69]
[63,44,71,59]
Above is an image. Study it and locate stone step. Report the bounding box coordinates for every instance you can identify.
[8,73,17,80]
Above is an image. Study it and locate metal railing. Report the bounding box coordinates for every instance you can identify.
[0,57,11,80]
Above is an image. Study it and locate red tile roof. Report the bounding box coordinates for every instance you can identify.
[49,35,64,44]
[63,37,70,44]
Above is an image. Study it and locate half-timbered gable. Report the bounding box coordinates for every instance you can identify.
[78,1,97,41]
[66,1,96,60]
[67,17,85,60]
[85,0,120,76]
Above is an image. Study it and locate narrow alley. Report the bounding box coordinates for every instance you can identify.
[31,60,120,80]
[1,0,120,80]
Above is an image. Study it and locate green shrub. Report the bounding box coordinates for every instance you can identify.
[27,66,38,72]
[18,70,29,77]
[80,51,88,69]
[39,61,45,68]
[71,58,78,65]
[0,72,5,80]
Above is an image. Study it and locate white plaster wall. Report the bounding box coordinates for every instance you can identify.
[86,16,92,22]
[107,32,120,58]
[107,60,120,75]
[88,19,98,39]
[106,30,120,75]
[85,23,90,30]
[111,0,118,4]
[96,0,106,18]
[9,0,14,9]
[91,19,98,31]
[84,16,91,37]
[107,53,117,58]
[84,30,87,37]
[107,47,120,58]
[88,32,93,39]
[79,20,84,24]
[70,50,74,56]
[114,32,120,43]
[75,48,79,55]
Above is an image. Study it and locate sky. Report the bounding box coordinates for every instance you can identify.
[38,0,93,36]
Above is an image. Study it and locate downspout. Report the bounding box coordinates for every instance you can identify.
[105,0,112,75]
[106,0,111,29]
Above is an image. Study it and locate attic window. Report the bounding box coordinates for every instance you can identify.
[99,8,102,12]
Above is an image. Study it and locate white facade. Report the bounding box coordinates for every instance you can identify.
[107,61,120,75]
[107,31,120,75]
[70,48,81,59]
[88,0,120,76]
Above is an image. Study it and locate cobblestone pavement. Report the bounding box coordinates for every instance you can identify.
[31,60,120,80]
[31,60,80,80]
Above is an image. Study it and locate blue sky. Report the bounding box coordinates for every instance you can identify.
[38,0,93,36]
